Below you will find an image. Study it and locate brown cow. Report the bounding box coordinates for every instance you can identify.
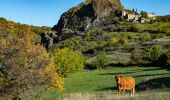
[113,75,135,96]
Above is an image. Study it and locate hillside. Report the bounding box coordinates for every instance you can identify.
[0,17,50,39]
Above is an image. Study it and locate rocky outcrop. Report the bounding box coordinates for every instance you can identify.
[41,31,58,48]
[42,0,125,48]
[52,0,124,32]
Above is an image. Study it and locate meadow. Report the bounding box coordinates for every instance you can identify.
[38,66,170,100]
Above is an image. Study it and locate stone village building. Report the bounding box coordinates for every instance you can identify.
[121,10,156,23]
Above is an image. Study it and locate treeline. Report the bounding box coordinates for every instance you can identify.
[0,17,50,38]
[156,15,170,22]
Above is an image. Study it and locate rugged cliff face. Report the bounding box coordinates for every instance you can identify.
[52,0,124,32]
[42,0,124,48]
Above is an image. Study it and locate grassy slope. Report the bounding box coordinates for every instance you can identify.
[64,66,170,93]
[38,66,170,100]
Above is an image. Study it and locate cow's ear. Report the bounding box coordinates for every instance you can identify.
[112,76,115,78]
[114,75,118,79]
[119,75,122,78]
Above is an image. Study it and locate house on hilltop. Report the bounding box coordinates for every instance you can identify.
[121,10,141,22]
[148,12,156,19]
[121,10,156,23]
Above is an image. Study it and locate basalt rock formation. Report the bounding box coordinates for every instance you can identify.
[52,0,124,32]
[42,0,125,48]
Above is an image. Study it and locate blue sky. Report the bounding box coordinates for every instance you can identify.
[0,0,169,27]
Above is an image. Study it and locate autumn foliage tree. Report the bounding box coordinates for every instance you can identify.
[144,45,162,64]
[53,48,85,77]
[131,46,143,64]
[0,33,63,98]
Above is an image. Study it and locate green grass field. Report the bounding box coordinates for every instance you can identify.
[38,66,170,100]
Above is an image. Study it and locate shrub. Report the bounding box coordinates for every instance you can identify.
[140,33,151,42]
[84,28,103,41]
[127,33,136,40]
[97,40,107,49]
[53,48,85,77]
[131,47,143,64]
[157,53,168,67]
[144,45,162,64]
[167,49,170,65]
[107,37,118,47]
[157,49,170,67]
[91,52,109,69]
[129,25,140,32]
[119,38,128,46]
[0,34,63,98]
[152,34,165,39]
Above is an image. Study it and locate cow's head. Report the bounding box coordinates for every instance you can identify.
[113,75,122,82]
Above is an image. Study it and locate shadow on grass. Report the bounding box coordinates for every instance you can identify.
[133,73,170,78]
[136,77,170,91]
[100,67,163,76]
[95,86,117,91]
[138,63,170,71]
[98,77,170,92]
[100,71,135,76]
[109,63,138,67]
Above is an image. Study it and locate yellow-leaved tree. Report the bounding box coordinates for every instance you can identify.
[0,33,63,98]
[53,48,85,77]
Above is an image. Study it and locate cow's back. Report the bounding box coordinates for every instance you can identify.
[120,77,135,90]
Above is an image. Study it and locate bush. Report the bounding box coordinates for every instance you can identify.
[152,34,165,39]
[131,47,143,64]
[97,40,107,49]
[157,49,170,67]
[166,49,170,65]
[128,25,140,32]
[107,37,118,47]
[119,38,128,46]
[53,48,85,77]
[0,34,63,98]
[91,52,110,69]
[140,33,151,42]
[144,45,162,64]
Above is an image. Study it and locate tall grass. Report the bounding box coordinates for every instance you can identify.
[59,91,170,100]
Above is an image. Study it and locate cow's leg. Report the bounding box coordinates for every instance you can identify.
[131,88,135,96]
[122,89,125,94]
[119,89,124,94]
[133,88,135,95]
[118,88,121,94]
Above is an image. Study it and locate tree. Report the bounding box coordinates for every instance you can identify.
[135,9,138,14]
[140,11,148,18]
[131,46,143,64]
[0,33,63,98]
[144,45,162,64]
[91,51,110,69]
[53,48,85,77]
[132,8,135,13]
[156,48,170,68]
